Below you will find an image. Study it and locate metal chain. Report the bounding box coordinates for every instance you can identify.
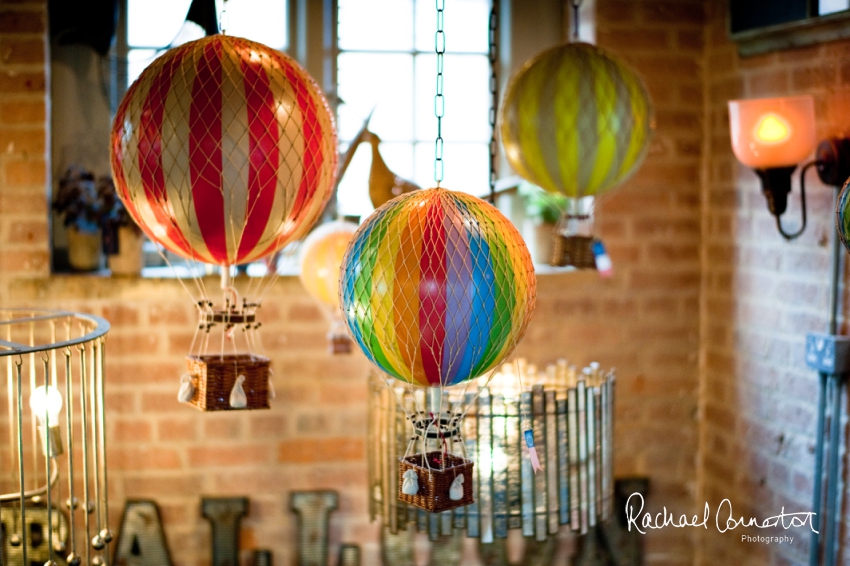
[488,0,499,203]
[572,0,583,42]
[220,0,229,35]
[434,0,446,187]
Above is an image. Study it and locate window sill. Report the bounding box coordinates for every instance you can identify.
[731,10,850,57]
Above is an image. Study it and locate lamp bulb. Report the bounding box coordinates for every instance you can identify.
[29,385,63,425]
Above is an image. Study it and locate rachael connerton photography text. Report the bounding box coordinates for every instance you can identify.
[625,493,817,535]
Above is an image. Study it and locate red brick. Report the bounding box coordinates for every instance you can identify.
[123,474,205,498]
[156,416,199,442]
[6,218,45,243]
[596,29,670,51]
[188,444,272,467]
[597,1,636,23]
[107,332,160,357]
[202,416,243,440]
[0,249,47,273]
[149,303,191,325]
[4,157,44,185]
[0,191,44,213]
[111,446,182,470]
[278,437,364,463]
[0,38,43,64]
[287,302,322,322]
[634,54,701,78]
[0,126,43,154]
[0,99,43,124]
[249,414,286,437]
[0,71,43,93]
[101,304,140,326]
[318,382,367,404]
[791,63,836,90]
[141,391,190,413]
[747,69,789,96]
[112,419,152,442]
[0,10,44,33]
[676,29,704,51]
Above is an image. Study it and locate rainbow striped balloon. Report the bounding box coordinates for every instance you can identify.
[340,189,536,387]
[111,35,337,266]
[500,42,653,199]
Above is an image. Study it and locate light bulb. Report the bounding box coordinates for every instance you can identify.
[29,385,64,457]
[754,114,791,144]
[30,385,63,425]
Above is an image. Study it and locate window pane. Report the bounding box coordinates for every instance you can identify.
[338,53,414,141]
[126,22,205,87]
[338,0,413,51]
[217,0,287,49]
[128,0,193,47]
[415,54,490,143]
[414,142,488,196]
[127,49,158,86]
[415,0,489,53]
[821,0,850,14]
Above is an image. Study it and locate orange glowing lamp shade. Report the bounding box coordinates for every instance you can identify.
[728,95,816,169]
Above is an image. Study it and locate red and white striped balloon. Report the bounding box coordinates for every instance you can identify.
[110,35,337,266]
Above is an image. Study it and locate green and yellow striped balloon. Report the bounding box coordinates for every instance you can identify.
[500,42,653,199]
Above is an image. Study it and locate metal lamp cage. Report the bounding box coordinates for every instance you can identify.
[0,309,111,566]
[368,360,615,543]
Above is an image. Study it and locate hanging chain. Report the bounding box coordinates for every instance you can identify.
[572,0,583,42]
[488,0,499,203]
[220,0,229,34]
[434,0,446,187]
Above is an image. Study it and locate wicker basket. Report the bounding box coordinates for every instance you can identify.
[186,354,271,411]
[550,234,597,269]
[329,332,353,355]
[398,451,474,513]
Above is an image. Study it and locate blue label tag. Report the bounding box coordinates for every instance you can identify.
[524,429,535,449]
[592,240,613,276]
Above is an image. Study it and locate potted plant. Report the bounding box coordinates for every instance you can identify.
[97,175,145,276]
[53,166,104,271]
[53,166,144,274]
[517,182,568,265]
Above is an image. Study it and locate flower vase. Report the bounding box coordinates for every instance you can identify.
[108,226,144,276]
[67,227,102,271]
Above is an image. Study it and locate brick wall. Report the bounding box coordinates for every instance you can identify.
[699,2,850,565]
[0,0,49,292]
[0,0,710,565]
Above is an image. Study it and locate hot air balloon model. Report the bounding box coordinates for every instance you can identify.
[500,42,654,270]
[339,188,537,512]
[299,221,359,354]
[110,34,337,411]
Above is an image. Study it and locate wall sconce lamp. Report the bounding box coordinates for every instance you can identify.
[729,95,850,240]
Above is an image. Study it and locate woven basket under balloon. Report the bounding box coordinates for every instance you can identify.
[551,235,597,269]
[186,354,271,411]
[398,452,474,513]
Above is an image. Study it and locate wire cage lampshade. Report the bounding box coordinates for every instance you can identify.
[0,310,111,566]
[368,359,615,542]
